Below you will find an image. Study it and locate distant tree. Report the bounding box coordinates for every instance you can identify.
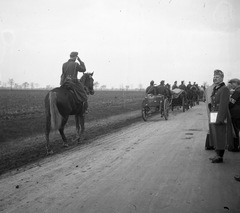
[125,85,130,91]
[119,84,124,90]
[8,78,14,90]
[46,85,52,90]
[34,83,39,88]
[138,83,143,91]
[94,81,100,90]
[30,82,34,89]
[100,85,107,90]
[14,83,20,89]
[22,82,29,89]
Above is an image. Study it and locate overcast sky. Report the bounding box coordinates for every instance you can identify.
[0,0,240,88]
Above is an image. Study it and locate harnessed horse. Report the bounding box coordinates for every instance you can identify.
[171,88,188,112]
[44,72,94,154]
[188,85,199,106]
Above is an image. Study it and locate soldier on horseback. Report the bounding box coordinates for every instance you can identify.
[146,80,157,95]
[157,80,168,97]
[60,52,88,114]
[187,81,192,90]
[179,81,187,91]
[172,81,178,90]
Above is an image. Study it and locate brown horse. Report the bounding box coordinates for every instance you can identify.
[44,72,94,154]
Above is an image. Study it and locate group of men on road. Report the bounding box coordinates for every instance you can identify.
[204,69,240,182]
[145,79,204,100]
[146,80,203,92]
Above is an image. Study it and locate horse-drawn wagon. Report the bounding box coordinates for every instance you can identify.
[170,88,188,112]
[141,94,169,121]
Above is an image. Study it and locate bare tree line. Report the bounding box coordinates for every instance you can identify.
[0,78,50,90]
[0,79,144,91]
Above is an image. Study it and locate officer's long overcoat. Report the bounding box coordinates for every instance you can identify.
[209,83,234,150]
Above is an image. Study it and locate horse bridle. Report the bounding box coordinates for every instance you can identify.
[81,74,93,95]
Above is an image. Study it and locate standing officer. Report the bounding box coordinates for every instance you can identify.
[209,70,232,163]
[228,78,240,152]
[228,78,240,182]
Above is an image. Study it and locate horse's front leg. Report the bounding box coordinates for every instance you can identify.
[75,114,85,143]
[59,116,68,147]
[45,111,53,155]
[79,115,85,141]
[75,114,81,143]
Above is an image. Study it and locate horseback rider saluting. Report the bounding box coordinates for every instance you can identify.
[60,51,88,114]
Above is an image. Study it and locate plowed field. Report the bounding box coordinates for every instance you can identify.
[0,89,145,175]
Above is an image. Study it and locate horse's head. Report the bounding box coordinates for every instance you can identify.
[79,72,95,95]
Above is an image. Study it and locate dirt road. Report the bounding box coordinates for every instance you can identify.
[1,103,240,213]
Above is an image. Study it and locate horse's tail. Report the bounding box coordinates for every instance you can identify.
[49,91,62,130]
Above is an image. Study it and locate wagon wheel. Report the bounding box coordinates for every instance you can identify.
[182,98,185,112]
[163,98,169,120]
[141,100,150,121]
[142,107,147,121]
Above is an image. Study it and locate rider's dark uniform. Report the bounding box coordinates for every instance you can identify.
[146,81,157,95]
[172,82,178,90]
[179,82,187,91]
[60,52,88,112]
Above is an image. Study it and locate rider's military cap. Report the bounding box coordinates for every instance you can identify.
[70,51,78,57]
[214,69,224,77]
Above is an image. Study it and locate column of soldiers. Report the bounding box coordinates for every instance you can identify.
[146,80,203,95]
